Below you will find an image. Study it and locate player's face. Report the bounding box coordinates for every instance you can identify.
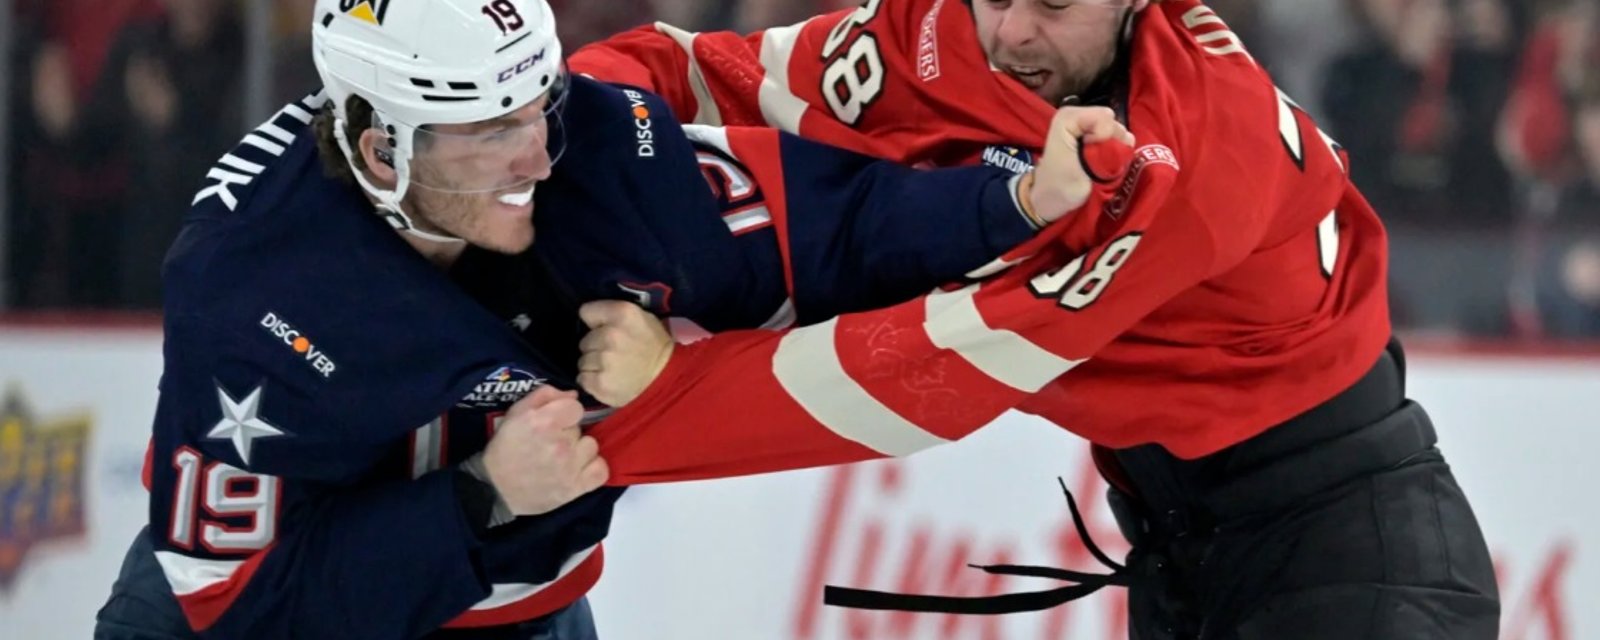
[973,0,1129,105]
[406,97,556,253]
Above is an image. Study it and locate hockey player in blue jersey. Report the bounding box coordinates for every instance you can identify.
[92,1,1132,638]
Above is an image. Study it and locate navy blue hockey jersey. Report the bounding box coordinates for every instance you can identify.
[142,78,1036,639]
[148,94,618,638]
[533,76,1042,331]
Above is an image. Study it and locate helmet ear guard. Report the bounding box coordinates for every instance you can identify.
[368,126,397,167]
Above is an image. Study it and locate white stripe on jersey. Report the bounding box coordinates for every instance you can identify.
[410,417,444,479]
[924,284,1083,392]
[240,133,287,156]
[281,102,315,124]
[153,542,600,610]
[217,154,266,175]
[654,22,724,126]
[681,123,732,156]
[757,21,813,134]
[760,298,797,330]
[467,544,599,610]
[256,121,297,145]
[155,551,245,596]
[772,318,951,457]
[965,254,1028,280]
[724,205,772,234]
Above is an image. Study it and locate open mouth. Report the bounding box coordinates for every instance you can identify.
[1005,65,1051,90]
[497,187,535,207]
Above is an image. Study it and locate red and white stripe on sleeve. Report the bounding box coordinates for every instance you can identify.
[588,147,1183,485]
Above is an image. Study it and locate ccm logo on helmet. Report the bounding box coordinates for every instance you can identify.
[496,47,548,84]
[623,89,655,158]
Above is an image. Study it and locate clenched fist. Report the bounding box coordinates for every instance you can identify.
[1025,106,1136,224]
[480,385,609,515]
[576,301,674,407]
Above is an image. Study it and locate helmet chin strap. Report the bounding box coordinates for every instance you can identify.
[333,118,468,245]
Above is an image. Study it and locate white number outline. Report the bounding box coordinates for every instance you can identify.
[1182,7,1345,280]
[168,446,280,554]
[818,0,888,126]
[1029,234,1144,311]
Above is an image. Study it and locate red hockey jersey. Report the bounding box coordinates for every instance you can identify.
[571,0,1393,481]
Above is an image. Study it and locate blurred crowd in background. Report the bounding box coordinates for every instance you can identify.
[4,0,1600,339]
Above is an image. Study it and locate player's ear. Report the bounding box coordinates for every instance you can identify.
[357,128,399,188]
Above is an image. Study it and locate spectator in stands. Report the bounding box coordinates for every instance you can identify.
[1251,0,1360,120]
[730,0,853,31]
[1539,239,1600,337]
[1323,0,1520,228]
[87,0,245,308]
[1538,42,1600,338]
[1498,0,1600,337]
[7,0,158,308]
[549,0,660,48]
[270,0,318,108]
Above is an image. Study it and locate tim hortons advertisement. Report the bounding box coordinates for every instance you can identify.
[0,326,1591,639]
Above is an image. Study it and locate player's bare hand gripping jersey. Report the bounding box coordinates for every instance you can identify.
[573,0,1393,481]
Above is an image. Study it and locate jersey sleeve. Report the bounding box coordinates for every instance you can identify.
[588,144,1195,484]
[568,6,946,160]
[685,123,1038,326]
[567,16,831,128]
[534,79,1036,333]
[565,22,745,125]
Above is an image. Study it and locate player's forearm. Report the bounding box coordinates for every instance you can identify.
[590,297,1044,484]
[569,24,700,120]
[774,138,1037,323]
[588,188,1195,487]
[824,163,1039,292]
[590,327,889,484]
[571,19,842,131]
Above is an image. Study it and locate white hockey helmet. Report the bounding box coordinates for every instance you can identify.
[311,0,566,241]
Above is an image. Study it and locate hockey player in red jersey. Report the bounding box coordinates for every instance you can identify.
[568,1,1501,637]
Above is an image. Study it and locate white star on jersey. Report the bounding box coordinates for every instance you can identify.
[209,384,285,466]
